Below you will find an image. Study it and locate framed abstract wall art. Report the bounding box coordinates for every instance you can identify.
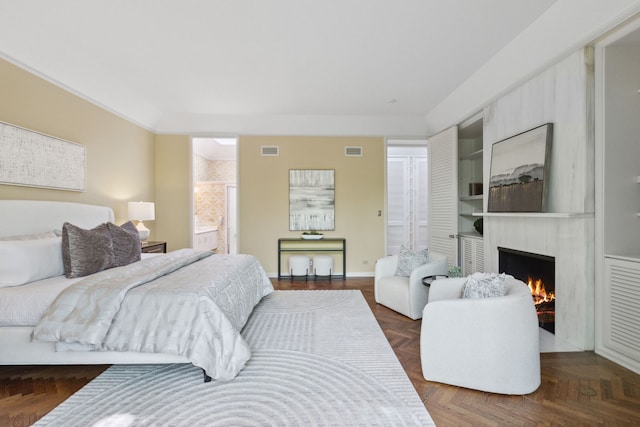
[289,169,335,231]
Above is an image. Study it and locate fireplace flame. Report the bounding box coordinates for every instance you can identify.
[527,277,555,305]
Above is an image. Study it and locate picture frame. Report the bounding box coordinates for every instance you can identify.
[289,169,335,231]
[488,123,553,212]
[0,121,86,192]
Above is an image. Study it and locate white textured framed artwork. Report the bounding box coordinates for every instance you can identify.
[0,121,86,191]
[289,169,335,231]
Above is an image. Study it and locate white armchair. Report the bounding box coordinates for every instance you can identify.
[420,275,541,394]
[374,251,448,320]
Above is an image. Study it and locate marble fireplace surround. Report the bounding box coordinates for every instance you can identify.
[484,214,595,350]
[478,48,596,351]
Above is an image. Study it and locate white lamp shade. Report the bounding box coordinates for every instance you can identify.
[128,202,155,221]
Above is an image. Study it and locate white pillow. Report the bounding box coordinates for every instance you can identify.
[0,237,64,287]
[0,231,57,241]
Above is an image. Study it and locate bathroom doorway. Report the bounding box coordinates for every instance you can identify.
[192,137,238,253]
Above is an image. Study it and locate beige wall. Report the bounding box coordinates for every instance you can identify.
[0,59,388,269]
[155,134,191,251]
[0,58,155,231]
[239,136,386,276]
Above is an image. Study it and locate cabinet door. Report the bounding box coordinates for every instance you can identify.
[461,236,484,276]
[461,237,474,276]
[428,126,458,267]
[603,257,640,367]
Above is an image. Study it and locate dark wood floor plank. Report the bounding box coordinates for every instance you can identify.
[1,278,639,426]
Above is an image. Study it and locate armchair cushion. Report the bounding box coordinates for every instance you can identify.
[461,272,507,299]
[394,246,429,276]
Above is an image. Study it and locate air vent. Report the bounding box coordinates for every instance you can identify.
[261,146,279,156]
[345,146,363,157]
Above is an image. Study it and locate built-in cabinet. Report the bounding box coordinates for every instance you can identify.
[193,228,218,251]
[460,235,484,276]
[457,114,484,273]
[427,114,484,272]
[602,256,640,366]
[596,35,640,374]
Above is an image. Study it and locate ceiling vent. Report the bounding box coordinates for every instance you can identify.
[261,146,279,156]
[345,146,363,157]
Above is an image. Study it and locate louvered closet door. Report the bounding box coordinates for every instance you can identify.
[428,126,458,267]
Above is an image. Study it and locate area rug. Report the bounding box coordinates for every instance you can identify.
[35,290,434,426]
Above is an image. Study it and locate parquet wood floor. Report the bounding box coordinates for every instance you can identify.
[1,277,639,426]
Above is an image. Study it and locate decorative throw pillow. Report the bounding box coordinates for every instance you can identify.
[461,273,507,299]
[62,222,115,278]
[394,246,429,277]
[108,221,141,267]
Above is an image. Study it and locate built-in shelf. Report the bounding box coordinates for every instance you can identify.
[458,231,483,238]
[473,212,594,218]
[459,149,483,161]
[459,195,483,201]
[605,253,640,263]
[460,213,482,218]
[458,115,483,240]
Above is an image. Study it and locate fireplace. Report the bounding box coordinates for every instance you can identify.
[498,247,555,333]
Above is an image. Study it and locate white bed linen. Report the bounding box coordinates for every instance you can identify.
[0,275,82,326]
[33,249,274,381]
[0,253,161,327]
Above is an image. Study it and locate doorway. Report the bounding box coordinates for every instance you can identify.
[386,140,428,255]
[192,137,238,253]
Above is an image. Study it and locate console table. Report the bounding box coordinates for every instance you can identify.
[278,238,346,280]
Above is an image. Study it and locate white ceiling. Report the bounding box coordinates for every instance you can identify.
[2,0,623,137]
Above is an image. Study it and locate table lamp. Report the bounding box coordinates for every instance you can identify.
[128,201,155,240]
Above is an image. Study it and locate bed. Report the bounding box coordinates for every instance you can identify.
[0,200,273,381]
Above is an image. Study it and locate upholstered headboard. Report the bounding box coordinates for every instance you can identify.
[0,200,115,237]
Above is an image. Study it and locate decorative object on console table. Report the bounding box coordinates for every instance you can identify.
[141,241,166,254]
[128,201,155,240]
[301,230,324,240]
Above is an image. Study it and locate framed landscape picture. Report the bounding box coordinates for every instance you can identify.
[488,123,553,212]
[289,169,335,231]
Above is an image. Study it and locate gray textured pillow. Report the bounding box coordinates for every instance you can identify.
[62,222,114,278]
[394,246,429,277]
[108,221,141,267]
[461,273,507,299]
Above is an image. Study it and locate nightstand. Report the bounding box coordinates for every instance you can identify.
[141,241,167,254]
